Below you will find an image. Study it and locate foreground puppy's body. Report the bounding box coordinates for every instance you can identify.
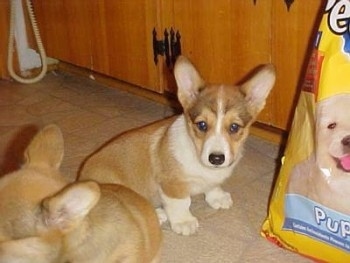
[0,125,161,263]
[80,56,276,235]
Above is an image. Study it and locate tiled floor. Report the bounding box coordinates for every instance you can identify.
[0,71,311,262]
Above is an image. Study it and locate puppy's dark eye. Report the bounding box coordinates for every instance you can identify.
[196,121,208,132]
[229,123,240,134]
[328,122,337,129]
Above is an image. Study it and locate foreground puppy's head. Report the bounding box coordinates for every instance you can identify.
[0,181,101,263]
[0,125,66,241]
[174,56,276,168]
[0,125,100,262]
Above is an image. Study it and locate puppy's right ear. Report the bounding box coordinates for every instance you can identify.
[174,56,205,109]
[24,124,64,170]
[240,64,276,117]
[41,181,100,233]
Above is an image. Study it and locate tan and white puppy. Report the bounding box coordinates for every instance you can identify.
[80,56,276,235]
[288,94,350,214]
[0,125,162,263]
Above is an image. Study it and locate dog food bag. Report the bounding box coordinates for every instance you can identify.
[262,1,350,262]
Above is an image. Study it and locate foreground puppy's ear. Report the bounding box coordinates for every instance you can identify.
[174,56,205,108]
[24,124,64,170]
[240,64,276,116]
[42,181,100,232]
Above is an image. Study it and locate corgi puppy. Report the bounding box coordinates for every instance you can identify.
[80,56,276,236]
[0,125,162,263]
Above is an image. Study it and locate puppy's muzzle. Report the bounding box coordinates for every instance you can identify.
[209,152,225,166]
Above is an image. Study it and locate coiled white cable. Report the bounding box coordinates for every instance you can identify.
[7,0,47,84]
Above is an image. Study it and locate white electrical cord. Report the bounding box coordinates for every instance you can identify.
[7,0,47,84]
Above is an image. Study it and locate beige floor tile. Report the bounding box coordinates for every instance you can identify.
[0,105,40,126]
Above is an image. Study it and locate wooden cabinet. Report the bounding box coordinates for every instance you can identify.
[34,0,161,92]
[0,1,27,80]
[161,1,271,86]
[33,1,91,69]
[271,1,323,129]
[0,2,10,79]
[30,0,323,132]
[90,1,161,92]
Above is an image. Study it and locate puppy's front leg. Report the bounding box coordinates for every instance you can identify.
[205,186,233,209]
[160,190,198,236]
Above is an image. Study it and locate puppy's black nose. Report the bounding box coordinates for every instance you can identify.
[342,135,350,147]
[209,153,225,165]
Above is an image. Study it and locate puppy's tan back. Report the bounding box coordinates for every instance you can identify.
[79,117,176,205]
[59,182,162,263]
[102,184,162,263]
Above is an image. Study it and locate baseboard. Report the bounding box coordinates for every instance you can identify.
[250,124,287,145]
[57,62,179,108]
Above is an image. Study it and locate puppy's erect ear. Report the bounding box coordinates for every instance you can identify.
[24,124,64,170]
[174,56,205,109]
[240,64,276,117]
[42,181,100,232]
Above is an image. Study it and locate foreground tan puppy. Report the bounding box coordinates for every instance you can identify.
[0,125,162,263]
[80,56,276,235]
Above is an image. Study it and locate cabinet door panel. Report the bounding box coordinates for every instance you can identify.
[92,1,161,92]
[271,1,323,129]
[34,0,161,93]
[162,0,272,123]
[0,1,10,78]
[33,0,92,69]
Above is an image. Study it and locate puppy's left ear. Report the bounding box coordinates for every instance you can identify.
[41,181,100,233]
[174,56,205,109]
[24,124,64,170]
[240,64,276,116]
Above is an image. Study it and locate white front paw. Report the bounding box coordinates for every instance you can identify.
[159,189,198,235]
[205,188,233,209]
[170,215,199,236]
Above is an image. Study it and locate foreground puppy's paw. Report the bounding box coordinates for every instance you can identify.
[171,216,199,236]
[156,208,168,225]
[205,188,233,209]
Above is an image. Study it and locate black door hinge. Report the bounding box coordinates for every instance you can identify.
[153,28,181,68]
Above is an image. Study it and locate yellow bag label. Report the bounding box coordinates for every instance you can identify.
[262,1,350,262]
